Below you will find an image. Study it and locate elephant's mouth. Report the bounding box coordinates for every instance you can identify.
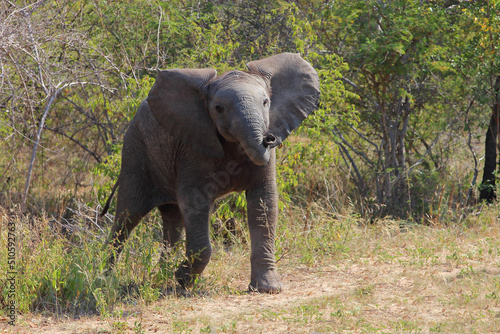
[240,133,280,166]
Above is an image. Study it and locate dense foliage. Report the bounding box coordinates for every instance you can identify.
[2,0,498,219]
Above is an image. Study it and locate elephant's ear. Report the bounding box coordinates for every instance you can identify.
[147,68,224,159]
[247,53,320,144]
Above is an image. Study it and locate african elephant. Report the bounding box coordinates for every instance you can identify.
[104,53,320,293]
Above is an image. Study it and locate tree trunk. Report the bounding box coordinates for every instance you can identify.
[479,75,500,203]
[376,94,411,217]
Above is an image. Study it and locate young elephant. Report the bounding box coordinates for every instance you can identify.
[106,53,320,293]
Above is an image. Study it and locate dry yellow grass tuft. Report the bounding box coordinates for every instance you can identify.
[3,203,499,333]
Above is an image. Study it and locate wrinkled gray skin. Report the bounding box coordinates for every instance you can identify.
[107,53,320,293]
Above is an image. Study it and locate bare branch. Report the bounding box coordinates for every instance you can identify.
[332,126,375,166]
[340,77,359,90]
[24,3,49,95]
[341,119,380,152]
[465,97,478,205]
[44,126,102,163]
[21,88,58,210]
[391,102,471,188]
[334,139,367,196]
[156,4,163,69]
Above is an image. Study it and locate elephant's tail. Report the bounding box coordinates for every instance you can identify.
[99,181,119,218]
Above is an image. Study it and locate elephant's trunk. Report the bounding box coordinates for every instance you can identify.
[234,113,271,166]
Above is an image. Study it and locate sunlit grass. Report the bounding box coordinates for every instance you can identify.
[2,191,500,333]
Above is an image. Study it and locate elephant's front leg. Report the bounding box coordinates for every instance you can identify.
[246,180,282,293]
[176,188,213,288]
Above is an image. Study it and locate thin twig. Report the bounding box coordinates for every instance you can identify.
[44,126,102,163]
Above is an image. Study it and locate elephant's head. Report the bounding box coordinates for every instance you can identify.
[147,53,320,165]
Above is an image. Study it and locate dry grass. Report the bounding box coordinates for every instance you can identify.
[2,202,499,333]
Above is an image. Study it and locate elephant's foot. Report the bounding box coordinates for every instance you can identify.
[249,269,282,294]
[175,262,196,288]
[175,261,208,289]
[175,248,211,288]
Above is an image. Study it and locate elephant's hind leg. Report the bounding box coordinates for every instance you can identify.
[174,188,214,288]
[108,211,145,266]
[158,204,184,266]
[159,204,184,248]
[107,183,153,266]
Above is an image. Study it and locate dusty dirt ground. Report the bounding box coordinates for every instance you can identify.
[3,259,500,333]
[3,219,500,333]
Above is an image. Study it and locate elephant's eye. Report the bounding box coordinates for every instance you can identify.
[215,105,224,113]
[263,99,269,107]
